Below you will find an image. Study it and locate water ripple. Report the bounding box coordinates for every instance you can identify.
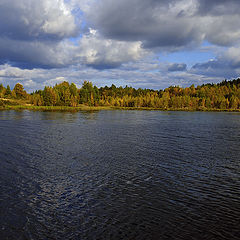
[0,110,240,239]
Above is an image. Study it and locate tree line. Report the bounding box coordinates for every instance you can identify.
[1,78,240,110]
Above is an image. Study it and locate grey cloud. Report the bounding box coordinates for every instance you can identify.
[2,0,240,73]
[191,60,230,77]
[0,59,226,93]
[0,32,145,70]
[88,0,203,49]
[87,0,240,49]
[205,15,240,46]
[191,63,238,79]
[167,63,187,72]
[190,53,240,79]
[0,0,146,70]
[76,31,146,69]
[197,0,240,15]
[0,0,78,41]
[0,0,82,69]
[0,37,77,69]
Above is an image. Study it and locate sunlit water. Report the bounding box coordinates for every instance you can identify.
[0,110,239,240]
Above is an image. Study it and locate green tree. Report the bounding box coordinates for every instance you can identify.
[79,81,96,105]
[0,84,6,97]
[230,96,239,109]
[161,91,170,109]
[43,86,57,106]
[70,83,78,96]
[13,83,27,99]
[5,85,12,98]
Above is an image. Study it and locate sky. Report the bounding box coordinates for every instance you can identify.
[1,0,240,92]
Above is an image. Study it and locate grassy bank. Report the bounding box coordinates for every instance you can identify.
[1,98,240,112]
[0,104,114,112]
[1,104,240,112]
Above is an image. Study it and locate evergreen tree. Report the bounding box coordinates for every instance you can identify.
[5,85,12,97]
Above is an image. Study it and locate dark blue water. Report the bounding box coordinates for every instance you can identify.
[0,110,239,240]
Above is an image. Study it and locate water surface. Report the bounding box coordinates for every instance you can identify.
[0,110,239,239]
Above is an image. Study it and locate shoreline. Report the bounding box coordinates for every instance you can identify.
[1,105,240,112]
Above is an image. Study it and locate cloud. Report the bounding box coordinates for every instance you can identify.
[0,0,240,88]
[0,56,226,94]
[0,65,33,78]
[224,46,240,68]
[0,0,147,70]
[87,0,240,49]
[76,29,146,69]
[0,0,82,69]
[204,15,240,46]
[0,0,78,41]
[87,0,203,49]
[190,46,240,78]
[68,0,96,13]
[197,0,240,15]
[0,31,146,70]
[191,60,234,78]
[0,38,77,69]
[167,63,187,72]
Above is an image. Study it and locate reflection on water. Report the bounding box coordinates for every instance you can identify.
[0,110,100,122]
[0,110,240,240]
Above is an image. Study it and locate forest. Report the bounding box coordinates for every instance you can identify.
[1,78,240,110]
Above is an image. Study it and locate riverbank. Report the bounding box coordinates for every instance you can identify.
[0,104,113,111]
[1,104,240,112]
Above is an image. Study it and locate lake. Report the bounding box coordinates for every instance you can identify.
[0,110,239,240]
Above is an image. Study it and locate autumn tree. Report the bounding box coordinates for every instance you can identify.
[13,83,27,99]
[0,84,6,97]
[5,85,12,97]
[42,86,57,106]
